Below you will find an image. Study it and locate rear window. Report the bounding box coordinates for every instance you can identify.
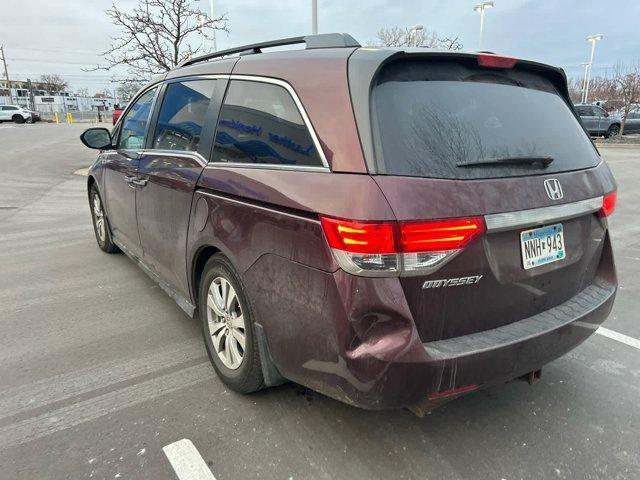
[372,59,600,179]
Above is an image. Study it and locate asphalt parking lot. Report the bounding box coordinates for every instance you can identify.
[1,123,639,480]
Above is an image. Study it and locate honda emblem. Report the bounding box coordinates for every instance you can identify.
[544,178,563,200]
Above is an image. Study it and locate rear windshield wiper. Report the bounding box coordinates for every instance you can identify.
[457,156,554,168]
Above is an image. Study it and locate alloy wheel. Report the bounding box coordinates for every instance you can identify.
[206,277,246,370]
[92,193,106,242]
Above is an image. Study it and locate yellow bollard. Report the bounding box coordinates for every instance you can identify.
[69,113,73,124]
[54,112,59,124]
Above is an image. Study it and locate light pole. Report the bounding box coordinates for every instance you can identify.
[209,0,216,51]
[197,13,206,52]
[312,0,318,34]
[474,1,494,50]
[583,34,603,104]
[195,0,217,51]
[580,62,590,103]
[409,25,424,47]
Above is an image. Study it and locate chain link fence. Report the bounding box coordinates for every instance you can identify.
[36,105,114,124]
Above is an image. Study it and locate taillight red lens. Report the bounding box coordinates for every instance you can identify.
[400,217,486,252]
[477,53,518,69]
[319,217,396,254]
[320,215,486,276]
[600,191,617,217]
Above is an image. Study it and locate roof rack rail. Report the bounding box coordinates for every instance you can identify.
[178,33,360,68]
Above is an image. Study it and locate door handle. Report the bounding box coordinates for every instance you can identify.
[131,178,148,187]
[123,176,147,187]
[124,175,136,188]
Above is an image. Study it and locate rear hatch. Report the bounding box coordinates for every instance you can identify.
[360,54,617,342]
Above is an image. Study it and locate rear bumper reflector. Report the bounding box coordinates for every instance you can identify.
[428,384,479,400]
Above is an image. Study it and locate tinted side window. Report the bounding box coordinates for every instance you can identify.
[212,80,323,167]
[575,106,589,116]
[153,80,217,152]
[117,87,157,150]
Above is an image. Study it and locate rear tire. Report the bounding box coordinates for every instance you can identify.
[89,184,119,253]
[199,254,264,394]
[12,114,25,124]
[605,124,620,138]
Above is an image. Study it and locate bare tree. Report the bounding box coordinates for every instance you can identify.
[373,26,462,50]
[567,77,583,104]
[116,80,144,103]
[611,61,640,134]
[76,87,90,97]
[88,0,228,81]
[39,74,68,93]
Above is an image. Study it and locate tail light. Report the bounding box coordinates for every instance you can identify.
[599,191,617,217]
[320,216,485,277]
[477,53,518,69]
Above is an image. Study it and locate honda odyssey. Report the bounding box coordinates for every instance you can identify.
[80,33,617,411]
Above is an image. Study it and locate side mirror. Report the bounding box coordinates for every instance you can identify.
[604,111,610,118]
[80,127,112,150]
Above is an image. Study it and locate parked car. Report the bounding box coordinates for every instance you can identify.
[574,103,621,137]
[621,111,640,134]
[112,105,124,125]
[0,105,39,123]
[80,33,618,411]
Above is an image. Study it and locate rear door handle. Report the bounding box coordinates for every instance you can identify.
[124,176,147,187]
[131,178,148,187]
[124,175,136,188]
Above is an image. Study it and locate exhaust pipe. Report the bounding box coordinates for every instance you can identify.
[520,369,542,385]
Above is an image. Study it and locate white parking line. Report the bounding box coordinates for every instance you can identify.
[163,439,217,480]
[596,327,640,350]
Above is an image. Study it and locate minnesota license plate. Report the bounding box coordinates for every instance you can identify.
[520,223,565,270]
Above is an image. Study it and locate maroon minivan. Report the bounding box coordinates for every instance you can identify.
[80,33,617,411]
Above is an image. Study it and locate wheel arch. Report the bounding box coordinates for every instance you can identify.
[190,245,222,307]
[190,244,286,387]
[87,174,96,195]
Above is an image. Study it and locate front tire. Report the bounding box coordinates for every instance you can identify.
[89,184,119,253]
[199,254,264,394]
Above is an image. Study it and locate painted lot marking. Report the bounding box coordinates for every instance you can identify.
[0,363,212,449]
[163,439,217,480]
[597,326,640,350]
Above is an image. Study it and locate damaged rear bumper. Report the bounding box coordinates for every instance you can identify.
[343,279,616,409]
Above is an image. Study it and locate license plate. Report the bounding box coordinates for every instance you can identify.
[520,223,565,270]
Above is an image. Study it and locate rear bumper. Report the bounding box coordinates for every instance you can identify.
[345,279,616,410]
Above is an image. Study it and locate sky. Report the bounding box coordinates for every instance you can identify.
[2,0,639,94]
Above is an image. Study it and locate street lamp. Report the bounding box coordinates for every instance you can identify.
[312,0,318,34]
[474,1,494,50]
[209,0,216,51]
[409,24,424,47]
[195,0,217,51]
[580,62,590,103]
[197,13,207,52]
[583,34,603,104]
